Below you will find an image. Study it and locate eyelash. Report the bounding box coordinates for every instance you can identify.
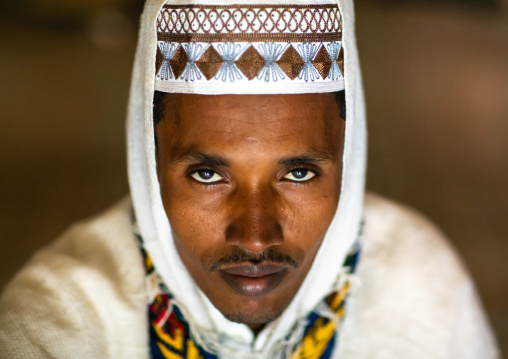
[188,168,227,185]
[281,167,319,185]
[187,166,319,187]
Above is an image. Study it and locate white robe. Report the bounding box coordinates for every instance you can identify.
[0,194,499,358]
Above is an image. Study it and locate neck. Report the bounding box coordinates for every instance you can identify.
[248,323,266,336]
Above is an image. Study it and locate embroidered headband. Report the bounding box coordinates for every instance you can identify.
[154,0,344,94]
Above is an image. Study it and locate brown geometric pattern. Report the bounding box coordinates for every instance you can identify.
[235,45,266,80]
[169,45,188,79]
[195,46,223,80]
[312,45,333,79]
[157,4,341,43]
[276,45,305,80]
[155,46,164,75]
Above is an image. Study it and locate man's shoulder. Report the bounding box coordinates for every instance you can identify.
[362,192,465,278]
[10,198,143,289]
[360,192,474,313]
[337,193,499,359]
[43,197,140,270]
[0,199,148,358]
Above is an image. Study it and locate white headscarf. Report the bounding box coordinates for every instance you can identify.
[127,0,366,356]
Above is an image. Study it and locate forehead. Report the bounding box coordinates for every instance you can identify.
[156,93,343,158]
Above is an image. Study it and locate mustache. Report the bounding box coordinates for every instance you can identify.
[209,247,299,271]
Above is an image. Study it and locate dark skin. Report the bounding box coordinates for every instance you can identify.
[156,93,345,334]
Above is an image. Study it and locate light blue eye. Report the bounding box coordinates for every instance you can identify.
[191,169,224,183]
[283,168,316,182]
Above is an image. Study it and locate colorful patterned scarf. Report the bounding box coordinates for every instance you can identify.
[137,236,360,359]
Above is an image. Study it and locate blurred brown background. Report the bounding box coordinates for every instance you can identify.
[1,0,507,353]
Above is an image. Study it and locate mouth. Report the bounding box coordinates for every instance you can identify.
[218,262,290,297]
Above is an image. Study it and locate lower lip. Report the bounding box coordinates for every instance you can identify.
[219,270,288,297]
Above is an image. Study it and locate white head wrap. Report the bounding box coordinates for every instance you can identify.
[127,0,366,356]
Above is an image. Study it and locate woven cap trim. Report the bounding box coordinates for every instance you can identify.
[157,4,341,43]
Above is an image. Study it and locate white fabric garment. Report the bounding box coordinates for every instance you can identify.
[0,194,500,358]
[0,0,501,356]
[127,0,366,355]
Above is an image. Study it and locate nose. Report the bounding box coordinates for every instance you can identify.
[225,185,283,253]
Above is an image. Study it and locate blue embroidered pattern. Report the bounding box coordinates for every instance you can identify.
[214,43,243,83]
[257,43,286,82]
[296,43,321,82]
[181,43,205,82]
[326,42,343,81]
[157,42,178,80]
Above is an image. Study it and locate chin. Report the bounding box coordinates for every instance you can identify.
[211,291,291,328]
[222,306,285,327]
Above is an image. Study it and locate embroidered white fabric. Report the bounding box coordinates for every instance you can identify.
[153,0,346,93]
[157,6,341,35]
[154,40,345,95]
[127,0,365,356]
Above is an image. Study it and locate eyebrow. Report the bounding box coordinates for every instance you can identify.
[172,150,230,166]
[277,153,335,167]
[172,151,335,167]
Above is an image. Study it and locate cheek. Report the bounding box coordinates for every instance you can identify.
[159,178,228,264]
[279,178,341,256]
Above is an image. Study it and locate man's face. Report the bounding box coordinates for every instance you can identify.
[156,93,344,331]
